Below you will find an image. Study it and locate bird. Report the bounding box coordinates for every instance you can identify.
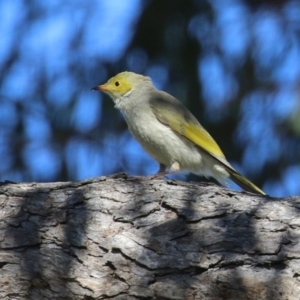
[92,71,265,195]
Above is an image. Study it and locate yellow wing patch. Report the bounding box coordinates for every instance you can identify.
[151,103,225,159]
[176,121,225,159]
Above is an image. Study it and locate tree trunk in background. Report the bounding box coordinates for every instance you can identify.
[0,174,299,300]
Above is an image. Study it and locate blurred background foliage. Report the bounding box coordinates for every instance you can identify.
[0,0,300,196]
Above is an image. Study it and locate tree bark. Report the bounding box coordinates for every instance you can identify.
[0,173,299,300]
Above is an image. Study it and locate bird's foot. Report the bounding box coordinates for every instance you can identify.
[147,172,168,180]
[148,161,181,180]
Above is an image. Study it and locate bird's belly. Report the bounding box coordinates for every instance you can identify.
[127,115,204,171]
[126,113,229,185]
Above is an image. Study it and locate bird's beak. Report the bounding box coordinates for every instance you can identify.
[91,84,109,92]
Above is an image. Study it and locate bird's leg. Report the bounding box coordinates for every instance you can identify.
[158,163,167,173]
[147,163,167,179]
[148,161,180,179]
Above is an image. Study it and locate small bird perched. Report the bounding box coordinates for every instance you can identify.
[92,71,265,195]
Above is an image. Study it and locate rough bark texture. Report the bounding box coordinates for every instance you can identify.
[0,173,299,300]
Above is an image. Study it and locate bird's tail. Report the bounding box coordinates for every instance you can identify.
[226,168,266,195]
[198,147,266,195]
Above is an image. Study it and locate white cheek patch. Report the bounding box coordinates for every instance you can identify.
[124,90,133,97]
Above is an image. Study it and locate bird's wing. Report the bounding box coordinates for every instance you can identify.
[149,91,227,162]
[149,92,265,195]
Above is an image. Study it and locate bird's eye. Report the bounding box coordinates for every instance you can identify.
[115,81,120,87]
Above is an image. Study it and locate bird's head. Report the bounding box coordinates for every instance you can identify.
[92,71,152,101]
